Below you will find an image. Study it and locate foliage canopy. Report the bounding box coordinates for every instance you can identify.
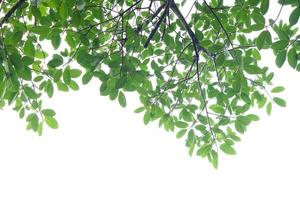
[0,0,299,167]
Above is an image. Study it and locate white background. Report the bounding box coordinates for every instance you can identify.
[0,3,300,200]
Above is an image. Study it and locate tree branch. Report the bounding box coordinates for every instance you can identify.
[170,1,211,57]
[144,1,171,48]
[0,0,26,28]
[136,2,166,34]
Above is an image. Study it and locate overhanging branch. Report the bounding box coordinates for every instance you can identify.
[0,0,26,28]
[170,1,211,57]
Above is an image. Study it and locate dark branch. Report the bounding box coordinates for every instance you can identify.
[0,0,26,28]
[170,1,211,56]
[144,1,171,48]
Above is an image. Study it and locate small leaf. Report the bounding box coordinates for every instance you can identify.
[256,30,271,49]
[12,31,23,45]
[246,114,260,121]
[37,123,43,136]
[42,109,56,117]
[244,65,262,74]
[197,144,211,158]
[235,120,245,134]
[45,116,59,129]
[143,111,151,125]
[24,39,35,57]
[69,80,79,91]
[272,40,289,50]
[82,71,93,85]
[252,48,261,60]
[26,113,39,131]
[220,143,236,155]
[51,34,61,50]
[176,129,187,139]
[134,107,145,113]
[48,54,63,68]
[118,91,126,108]
[271,86,285,93]
[211,150,218,169]
[63,66,71,85]
[288,48,298,68]
[266,102,272,115]
[24,86,39,99]
[275,50,287,68]
[70,69,82,78]
[57,82,69,92]
[260,0,269,14]
[59,2,69,20]
[289,7,300,26]
[46,81,54,98]
[175,121,188,128]
[9,53,24,68]
[210,104,224,114]
[273,97,286,107]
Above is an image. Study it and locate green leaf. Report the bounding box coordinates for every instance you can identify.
[275,50,287,68]
[134,107,145,113]
[244,65,262,74]
[45,116,59,129]
[57,81,69,92]
[24,39,35,57]
[289,7,300,26]
[260,0,269,14]
[11,31,23,45]
[51,34,61,50]
[70,69,82,78]
[266,102,272,115]
[30,26,50,36]
[48,54,63,68]
[71,11,82,26]
[271,86,285,93]
[18,66,32,81]
[235,120,245,133]
[37,123,43,136]
[256,30,271,49]
[197,144,211,158]
[31,6,41,19]
[42,109,56,117]
[288,48,298,68]
[118,91,126,107]
[24,86,39,99]
[211,150,218,169]
[252,48,261,60]
[19,108,25,119]
[175,121,188,128]
[59,2,69,20]
[246,114,260,121]
[63,66,71,85]
[0,80,7,101]
[143,111,151,125]
[272,40,289,50]
[273,97,286,107]
[9,53,24,68]
[26,113,39,131]
[82,71,93,85]
[209,104,224,114]
[220,143,236,155]
[176,129,187,139]
[46,81,54,98]
[69,80,79,91]
[248,0,259,6]
[252,11,265,27]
